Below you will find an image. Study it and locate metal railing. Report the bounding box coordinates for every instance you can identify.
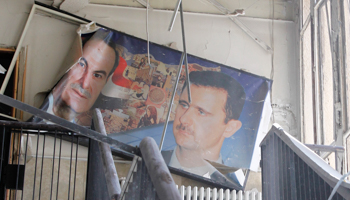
[0,120,90,200]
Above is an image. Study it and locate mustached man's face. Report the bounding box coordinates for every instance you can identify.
[53,39,115,119]
[173,85,231,154]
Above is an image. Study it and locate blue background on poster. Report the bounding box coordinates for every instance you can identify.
[106,32,271,169]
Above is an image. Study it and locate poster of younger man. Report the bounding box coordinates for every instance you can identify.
[162,70,246,188]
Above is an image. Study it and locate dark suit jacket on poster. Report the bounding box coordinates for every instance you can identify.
[30,96,50,123]
[161,150,242,189]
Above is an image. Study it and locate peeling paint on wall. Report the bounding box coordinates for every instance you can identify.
[272,102,298,138]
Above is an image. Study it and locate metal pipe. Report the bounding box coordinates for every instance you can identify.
[136,0,152,8]
[146,0,151,66]
[20,155,133,163]
[139,137,181,200]
[92,109,121,200]
[300,14,311,37]
[299,10,309,143]
[315,0,326,10]
[299,0,303,32]
[310,0,320,144]
[0,120,75,132]
[88,2,292,22]
[0,113,19,121]
[340,0,349,131]
[119,156,139,199]
[299,12,310,143]
[168,0,182,32]
[343,129,350,175]
[314,0,322,145]
[327,171,350,200]
[304,144,344,151]
[316,3,325,145]
[35,4,87,24]
[159,53,185,150]
[330,0,345,172]
[180,3,191,103]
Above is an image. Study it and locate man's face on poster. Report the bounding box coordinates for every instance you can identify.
[54,39,116,115]
[173,84,241,153]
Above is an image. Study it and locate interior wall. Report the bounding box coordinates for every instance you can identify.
[0,6,299,190]
[0,0,299,192]
[0,0,33,48]
[0,2,299,137]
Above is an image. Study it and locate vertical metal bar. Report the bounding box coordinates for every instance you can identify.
[307,166,313,200]
[11,132,15,164]
[50,130,57,200]
[159,53,185,150]
[315,0,322,145]
[179,2,191,104]
[310,0,321,144]
[331,0,340,138]
[9,132,14,200]
[331,0,345,173]
[280,142,285,199]
[56,135,62,200]
[72,137,79,200]
[324,174,329,199]
[84,139,91,200]
[335,151,339,171]
[288,147,297,200]
[15,128,23,200]
[325,2,334,50]
[300,24,305,143]
[274,135,280,199]
[38,134,46,200]
[316,3,325,145]
[9,130,14,200]
[0,127,6,181]
[310,170,316,199]
[168,0,182,32]
[67,134,74,200]
[338,0,348,174]
[295,156,300,199]
[261,145,267,199]
[146,0,150,66]
[340,0,349,132]
[32,130,40,200]
[300,0,304,31]
[278,137,284,199]
[21,132,29,200]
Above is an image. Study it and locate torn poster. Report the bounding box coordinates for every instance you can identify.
[33,25,272,189]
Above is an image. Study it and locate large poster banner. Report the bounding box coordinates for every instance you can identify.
[33,27,272,189]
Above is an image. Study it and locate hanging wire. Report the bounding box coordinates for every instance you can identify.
[146,0,151,65]
[270,0,275,123]
[328,171,350,200]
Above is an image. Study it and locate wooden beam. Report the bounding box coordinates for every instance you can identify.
[0,48,15,52]
[12,56,19,117]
